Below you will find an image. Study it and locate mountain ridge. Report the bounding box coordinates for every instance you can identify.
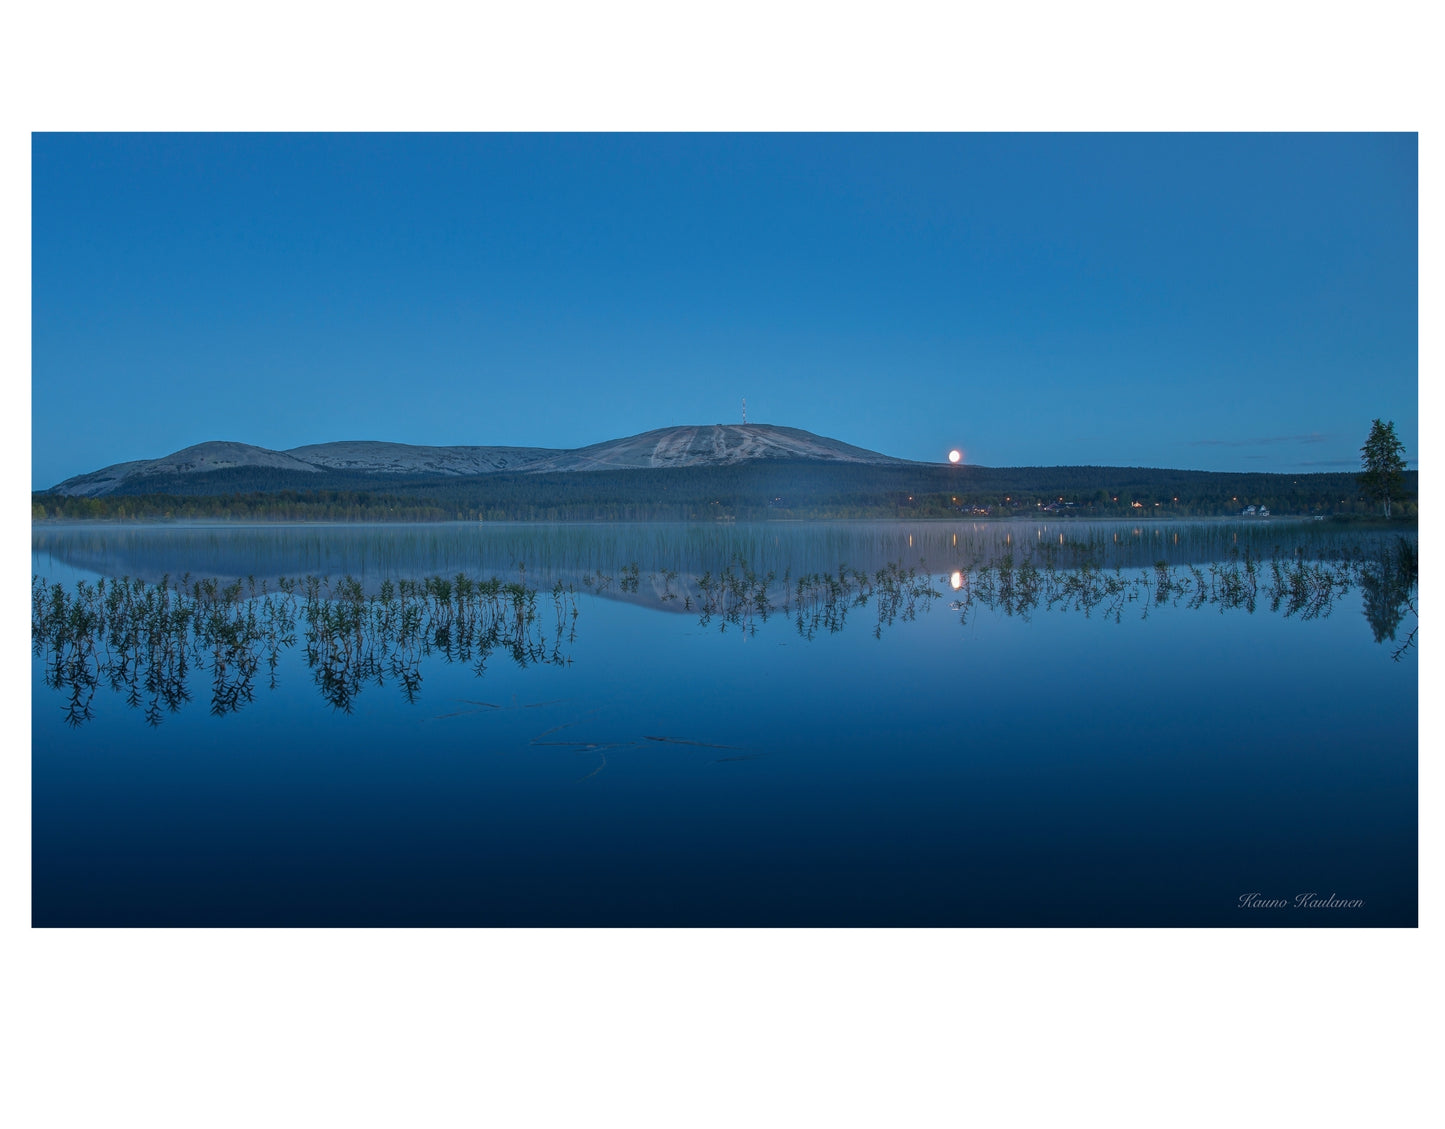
[50,424,918,497]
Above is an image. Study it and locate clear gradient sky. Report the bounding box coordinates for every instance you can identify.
[31,133,1417,489]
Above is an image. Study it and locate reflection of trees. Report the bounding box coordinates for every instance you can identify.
[1358,538,1419,659]
[33,573,575,725]
[32,540,1417,726]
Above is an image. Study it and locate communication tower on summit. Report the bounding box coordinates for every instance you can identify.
[742,397,747,425]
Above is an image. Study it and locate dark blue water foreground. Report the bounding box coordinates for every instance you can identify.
[33,521,1417,926]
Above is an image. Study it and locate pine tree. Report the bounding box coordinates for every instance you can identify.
[1358,419,1407,518]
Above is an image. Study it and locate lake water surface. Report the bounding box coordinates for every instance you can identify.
[32,520,1418,926]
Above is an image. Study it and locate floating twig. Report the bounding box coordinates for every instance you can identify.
[575,750,608,782]
[644,735,741,749]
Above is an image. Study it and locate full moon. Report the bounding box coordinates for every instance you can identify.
[948,449,962,464]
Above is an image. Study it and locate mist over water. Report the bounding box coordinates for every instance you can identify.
[31,518,1404,587]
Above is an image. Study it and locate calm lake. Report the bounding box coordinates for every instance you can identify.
[32,519,1418,926]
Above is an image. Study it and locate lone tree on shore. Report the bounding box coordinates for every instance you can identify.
[1358,419,1407,518]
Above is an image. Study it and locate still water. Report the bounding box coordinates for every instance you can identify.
[32,520,1418,926]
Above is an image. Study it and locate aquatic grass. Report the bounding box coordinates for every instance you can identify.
[32,531,1417,726]
[33,570,573,724]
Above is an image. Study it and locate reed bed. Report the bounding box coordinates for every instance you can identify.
[33,572,576,726]
[33,536,1415,726]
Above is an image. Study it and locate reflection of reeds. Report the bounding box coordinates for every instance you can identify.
[32,535,1417,728]
[941,548,1401,632]
[33,572,572,726]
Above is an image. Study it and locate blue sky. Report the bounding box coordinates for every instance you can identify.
[31,133,1417,488]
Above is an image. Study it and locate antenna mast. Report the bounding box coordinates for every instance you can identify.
[742,397,747,425]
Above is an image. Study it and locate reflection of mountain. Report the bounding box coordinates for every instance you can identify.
[32,520,1416,594]
[50,425,915,496]
[33,539,1417,728]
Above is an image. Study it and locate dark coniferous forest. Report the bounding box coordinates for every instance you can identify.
[32,461,1417,522]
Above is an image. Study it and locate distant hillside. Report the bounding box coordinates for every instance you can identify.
[51,441,323,496]
[285,441,560,477]
[530,424,914,472]
[38,423,1417,523]
[48,424,914,497]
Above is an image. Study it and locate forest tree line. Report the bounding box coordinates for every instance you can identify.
[32,460,1417,523]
